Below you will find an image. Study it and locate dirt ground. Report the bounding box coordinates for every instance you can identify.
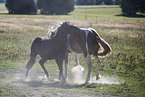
[0,67,122,97]
[0,68,101,97]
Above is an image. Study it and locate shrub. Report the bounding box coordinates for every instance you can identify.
[120,0,145,16]
[37,0,75,15]
[76,0,96,5]
[5,0,37,14]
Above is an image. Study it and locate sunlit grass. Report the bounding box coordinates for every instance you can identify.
[0,4,145,21]
[0,3,6,11]
[0,4,145,96]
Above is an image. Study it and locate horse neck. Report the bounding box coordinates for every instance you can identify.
[53,31,68,43]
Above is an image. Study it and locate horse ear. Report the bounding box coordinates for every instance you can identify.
[61,21,70,27]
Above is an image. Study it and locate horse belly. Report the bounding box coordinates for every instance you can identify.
[68,39,83,53]
[38,50,54,60]
[68,34,86,53]
[69,43,82,53]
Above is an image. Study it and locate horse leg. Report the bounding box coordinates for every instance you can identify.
[75,53,84,72]
[75,53,80,65]
[56,58,66,84]
[85,54,92,84]
[39,59,49,79]
[25,52,37,78]
[95,56,101,80]
[65,53,69,80]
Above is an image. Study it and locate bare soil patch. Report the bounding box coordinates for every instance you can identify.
[0,68,99,97]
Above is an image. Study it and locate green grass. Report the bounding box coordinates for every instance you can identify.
[71,5,145,21]
[0,4,145,96]
[0,3,6,11]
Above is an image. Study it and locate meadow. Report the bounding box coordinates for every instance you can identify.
[0,3,145,96]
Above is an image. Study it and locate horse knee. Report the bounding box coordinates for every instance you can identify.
[39,59,45,65]
[85,54,92,65]
[88,63,92,68]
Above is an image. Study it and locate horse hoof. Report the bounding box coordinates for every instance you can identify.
[60,80,66,84]
[60,82,66,84]
[25,75,28,79]
[96,76,101,80]
[85,80,89,84]
[96,77,100,80]
[53,79,60,82]
[96,74,101,80]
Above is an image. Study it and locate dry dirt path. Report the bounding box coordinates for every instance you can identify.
[0,68,102,97]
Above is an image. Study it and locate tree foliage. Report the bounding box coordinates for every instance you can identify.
[76,0,96,5]
[76,0,120,5]
[121,0,145,16]
[37,0,75,15]
[114,0,120,5]
[103,0,113,5]
[5,0,37,14]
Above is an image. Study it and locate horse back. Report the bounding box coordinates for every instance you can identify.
[68,30,100,56]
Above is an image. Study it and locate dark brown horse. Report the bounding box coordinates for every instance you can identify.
[25,22,83,83]
[49,27,112,84]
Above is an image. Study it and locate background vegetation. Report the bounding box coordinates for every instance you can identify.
[120,0,145,16]
[4,0,145,16]
[5,0,37,14]
[0,3,145,96]
[5,0,75,14]
[37,0,75,15]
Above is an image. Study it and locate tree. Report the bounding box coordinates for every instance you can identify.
[37,0,53,14]
[121,0,145,16]
[103,0,113,5]
[95,0,103,5]
[76,0,96,5]
[5,0,37,14]
[120,0,136,16]
[37,0,75,15]
[135,0,145,14]
[86,0,96,5]
[114,0,120,5]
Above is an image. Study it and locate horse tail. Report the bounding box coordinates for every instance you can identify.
[89,28,112,57]
[26,38,41,69]
[97,38,112,57]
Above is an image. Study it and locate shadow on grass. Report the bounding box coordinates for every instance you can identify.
[115,14,145,18]
[0,12,71,16]
[12,79,86,89]
[0,13,8,15]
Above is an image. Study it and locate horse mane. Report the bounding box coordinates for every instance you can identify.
[48,21,81,38]
[48,21,70,38]
[61,21,70,26]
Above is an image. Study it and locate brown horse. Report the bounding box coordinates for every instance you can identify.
[49,27,112,84]
[25,22,83,83]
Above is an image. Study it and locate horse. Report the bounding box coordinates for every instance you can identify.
[25,21,83,83]
[49,27,112,84]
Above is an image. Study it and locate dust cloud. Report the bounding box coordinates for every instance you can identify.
[69,65,124,85]
[13,65,124,85]
[69,65,85,84]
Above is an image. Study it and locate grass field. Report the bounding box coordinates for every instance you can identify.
[0,4,145,96]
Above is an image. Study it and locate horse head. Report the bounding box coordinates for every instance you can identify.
[55,21,82,36]
[60,21,71,27]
